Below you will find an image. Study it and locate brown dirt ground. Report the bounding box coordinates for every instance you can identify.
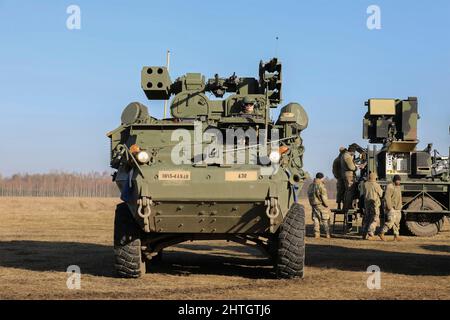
[0,197,449,300]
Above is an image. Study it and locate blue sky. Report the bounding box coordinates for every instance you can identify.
[0,0,449,177]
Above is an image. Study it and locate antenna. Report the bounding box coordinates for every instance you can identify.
[163,50,171,118]
[275,36,279,57]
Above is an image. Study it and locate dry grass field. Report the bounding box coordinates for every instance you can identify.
[0,197,449,300]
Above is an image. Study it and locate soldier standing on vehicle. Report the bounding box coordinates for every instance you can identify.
[362,172,383,240]
[341,145,358,211]
[332,147,346,210]
[340,145,360,230]
[307,172,331,239]
[379,175,403,241]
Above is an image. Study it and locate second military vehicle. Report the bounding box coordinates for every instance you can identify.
[107,58,309,278]
[349,97,449,237]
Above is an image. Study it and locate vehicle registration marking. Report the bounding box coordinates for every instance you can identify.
[225,171,258,181]
[158,171,191,181]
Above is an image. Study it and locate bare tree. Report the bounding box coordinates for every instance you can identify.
[0,171,119,197]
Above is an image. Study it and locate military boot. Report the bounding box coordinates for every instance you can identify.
[364,234,377,241]
[326,234,331,239]
[314,233,320,239]
[378,233,386,241]
[394,235,403,242]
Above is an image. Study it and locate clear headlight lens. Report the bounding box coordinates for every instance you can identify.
[136,151,150,164]
[269,150,281,164]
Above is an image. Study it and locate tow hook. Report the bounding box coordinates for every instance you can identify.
[137,196,153,219]
[265,197,280,233]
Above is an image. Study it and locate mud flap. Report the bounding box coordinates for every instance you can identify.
[283,168,300,205]
[120,169,134,202]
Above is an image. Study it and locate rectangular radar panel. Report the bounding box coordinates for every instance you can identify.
[368,99,396,116]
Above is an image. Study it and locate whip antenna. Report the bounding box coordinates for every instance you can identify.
[163,50,171,118]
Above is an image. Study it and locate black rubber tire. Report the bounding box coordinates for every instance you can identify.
[405,197,445,237]
[150,250,163,263]
[275,203,306,279]
[113,203,145,278]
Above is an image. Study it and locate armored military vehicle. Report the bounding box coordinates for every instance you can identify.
[349,97,449,237]
[107,58,309,278]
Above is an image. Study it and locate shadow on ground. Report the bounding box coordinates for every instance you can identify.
[0,240,272,279]
[420,245,450,254]
[306,243,450,276]
[0,240,115,277]
[1,240,449,278]
[148,246,273,279]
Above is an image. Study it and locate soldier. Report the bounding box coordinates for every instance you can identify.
[332,147,346,210]
[362,172,383,240]
[340,144,358,212]
[307,172,331,239]
[241,96,256,115]
[379,175,403,241]
[340,145,359,230]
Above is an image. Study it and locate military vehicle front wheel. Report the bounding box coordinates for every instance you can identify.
[404,197,445,237]
[113,203,145,278]
[275,203,306,279]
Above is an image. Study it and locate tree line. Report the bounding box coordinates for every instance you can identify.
[0,172,337,199]
[0,171,119,197]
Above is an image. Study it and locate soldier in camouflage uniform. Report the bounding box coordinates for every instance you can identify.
[307,172,331,239]
[340,145,359,230]
[362,172,383,240]
[379,175,403,241]
[340,145,358,212]
[332,147,346,210]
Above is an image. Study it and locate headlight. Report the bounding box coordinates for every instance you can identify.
[269,150,281,164]
[136,151,150,164]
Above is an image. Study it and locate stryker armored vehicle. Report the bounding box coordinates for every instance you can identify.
[107,58,309,278]
[349,97,449,237]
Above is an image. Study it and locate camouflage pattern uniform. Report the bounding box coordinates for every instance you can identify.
[381,183,403,236]
[307,178,331,238]
[340,150,357,211]
[332,148,346,209]
[362,174,383,237]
